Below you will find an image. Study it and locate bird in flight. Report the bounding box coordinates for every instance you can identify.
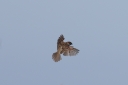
[52,34,79,62]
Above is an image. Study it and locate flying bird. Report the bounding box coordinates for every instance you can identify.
[52,34,79,62]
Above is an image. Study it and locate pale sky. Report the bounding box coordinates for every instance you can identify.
[0,0,128,85]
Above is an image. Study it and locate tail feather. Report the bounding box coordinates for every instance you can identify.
[52,52,61,62]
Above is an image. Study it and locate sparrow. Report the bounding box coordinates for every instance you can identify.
[52,34,79,62]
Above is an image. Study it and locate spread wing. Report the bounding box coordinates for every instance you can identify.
[63,46,79,56]
[57,34,65,50]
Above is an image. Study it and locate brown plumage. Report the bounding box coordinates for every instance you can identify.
[52,34,79,62]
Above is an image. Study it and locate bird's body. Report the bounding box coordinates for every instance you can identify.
[52,34,79,62]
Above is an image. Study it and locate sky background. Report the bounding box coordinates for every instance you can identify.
[0,0,128,85]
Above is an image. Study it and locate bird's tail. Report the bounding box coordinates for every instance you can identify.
[52,51,61,62]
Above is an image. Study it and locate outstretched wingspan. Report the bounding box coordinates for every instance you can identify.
[52,34,79,62]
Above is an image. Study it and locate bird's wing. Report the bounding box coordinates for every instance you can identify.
[63,46,79,56]
[57,34,65,50]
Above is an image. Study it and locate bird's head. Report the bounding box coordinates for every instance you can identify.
[67,41,72,45]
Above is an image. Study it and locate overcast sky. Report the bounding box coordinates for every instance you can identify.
[0,0,128,85]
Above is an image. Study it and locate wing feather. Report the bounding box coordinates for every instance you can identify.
[62,46,79,56]
[57,34,65,50]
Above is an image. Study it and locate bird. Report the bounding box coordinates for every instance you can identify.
[52,34,79,62]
